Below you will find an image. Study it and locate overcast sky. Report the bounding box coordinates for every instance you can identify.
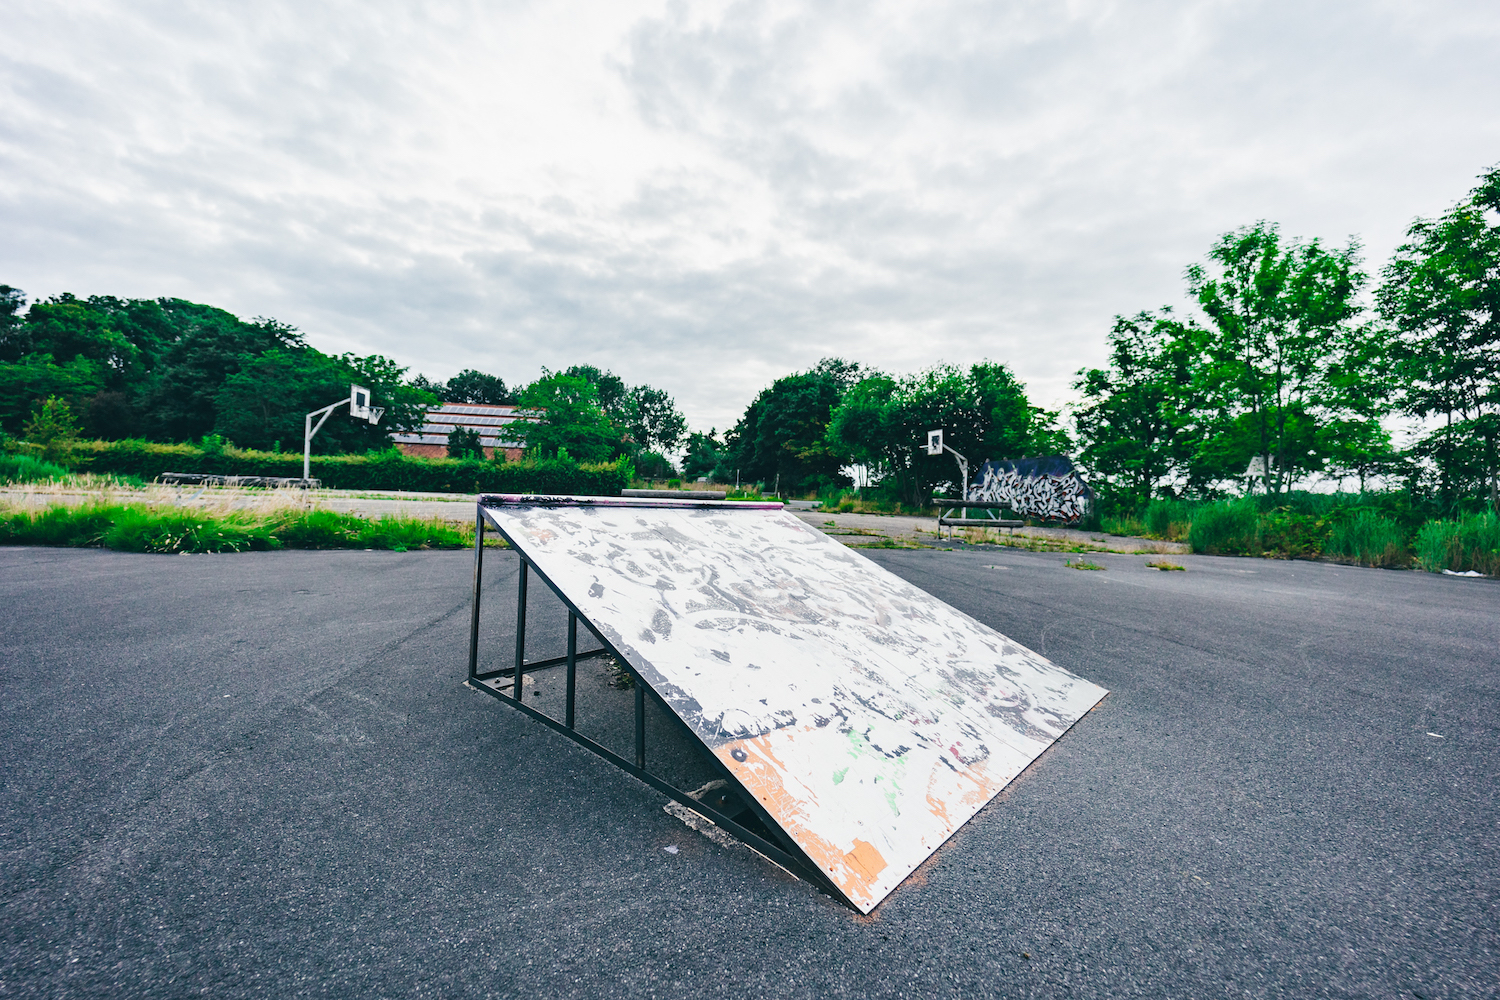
[3,0,1498,433]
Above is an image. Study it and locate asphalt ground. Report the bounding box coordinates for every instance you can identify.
[1,543,1496,998]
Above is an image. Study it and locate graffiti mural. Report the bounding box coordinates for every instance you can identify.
[968,456,1094,523]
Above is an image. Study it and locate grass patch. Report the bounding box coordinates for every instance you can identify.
[1,501,471,554]
[1064,558,1105,571]
[1146,560,1185,571]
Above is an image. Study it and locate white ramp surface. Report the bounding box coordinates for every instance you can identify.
[481,496,1107,913]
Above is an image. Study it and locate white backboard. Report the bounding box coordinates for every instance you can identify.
[926,429,944,456]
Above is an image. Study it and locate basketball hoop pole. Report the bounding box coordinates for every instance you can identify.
[303,400,344,481]
[925,429,969,501]
[304,385,384,482]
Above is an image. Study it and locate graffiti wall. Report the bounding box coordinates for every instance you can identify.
[968,456,1093,523]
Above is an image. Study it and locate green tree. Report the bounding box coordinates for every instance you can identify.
[1317,417,1403,492]
[635,450,677,479]
[560,365,629,423]
[723,358,860,493]
[827,361,1056,506]
[516,373,617,462]
[212,349,433,453]
[1377,165,1500,512]
[1186,223,1367,494]
[626,385,687,453]
[0,285,27,357]
[141,305,306,441]
[22,396,80,465]
[442,369,513,404]
[681,430,724,480]
[0,354,103,434]
[1072,311,1198,508]
[447,426,485,459]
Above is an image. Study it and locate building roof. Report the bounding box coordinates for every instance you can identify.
[391,402,536,450]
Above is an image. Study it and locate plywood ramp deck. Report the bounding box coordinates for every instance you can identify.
[477,495,1108,913]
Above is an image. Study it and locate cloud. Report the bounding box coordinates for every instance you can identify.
[2,0,1498,432]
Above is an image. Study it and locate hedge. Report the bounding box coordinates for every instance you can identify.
[68,440,629,495]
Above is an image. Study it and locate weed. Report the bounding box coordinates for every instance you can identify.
[605,657,635,689]
[1146,561,1185,571]
[1065,558,1105,571]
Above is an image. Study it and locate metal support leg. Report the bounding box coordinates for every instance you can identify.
[635,680,645,769]
[468,510,484,682]
[566,612,577,729]
[514,559,528,701]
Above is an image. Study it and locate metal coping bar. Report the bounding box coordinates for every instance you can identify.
[478,493,784,510]
[467,506,844,904]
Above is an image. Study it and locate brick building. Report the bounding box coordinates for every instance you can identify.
[391,402,535,461]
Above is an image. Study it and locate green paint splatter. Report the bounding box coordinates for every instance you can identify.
[832,767,849,785]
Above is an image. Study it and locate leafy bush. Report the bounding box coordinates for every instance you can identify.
[1414,512,1500,575]
[1326,510,1408,567]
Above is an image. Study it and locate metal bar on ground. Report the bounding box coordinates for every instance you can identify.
[635,679,645,769]
[468,509,484,682]
[566,612,577,729]
[513,559,528,701]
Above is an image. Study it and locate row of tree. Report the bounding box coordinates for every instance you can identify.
[1072,165,1500,513]
[681,358,1066,504]
[0,290,686,464]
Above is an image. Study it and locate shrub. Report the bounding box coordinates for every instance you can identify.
[66,440,629,495]
[1326,510,1408,567]
[1414,512,1500,575]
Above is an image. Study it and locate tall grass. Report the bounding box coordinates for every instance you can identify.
[1325,510,1408,567]
[1187,499,1262,555]
[0,502,470,554]
[0,453,72,484]
[1414,512,1500,575]
[1143,499,1193,541]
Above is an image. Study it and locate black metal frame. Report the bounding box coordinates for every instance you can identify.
[467,505,845,903]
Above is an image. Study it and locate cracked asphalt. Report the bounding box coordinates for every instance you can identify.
[1,543,1495,998]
